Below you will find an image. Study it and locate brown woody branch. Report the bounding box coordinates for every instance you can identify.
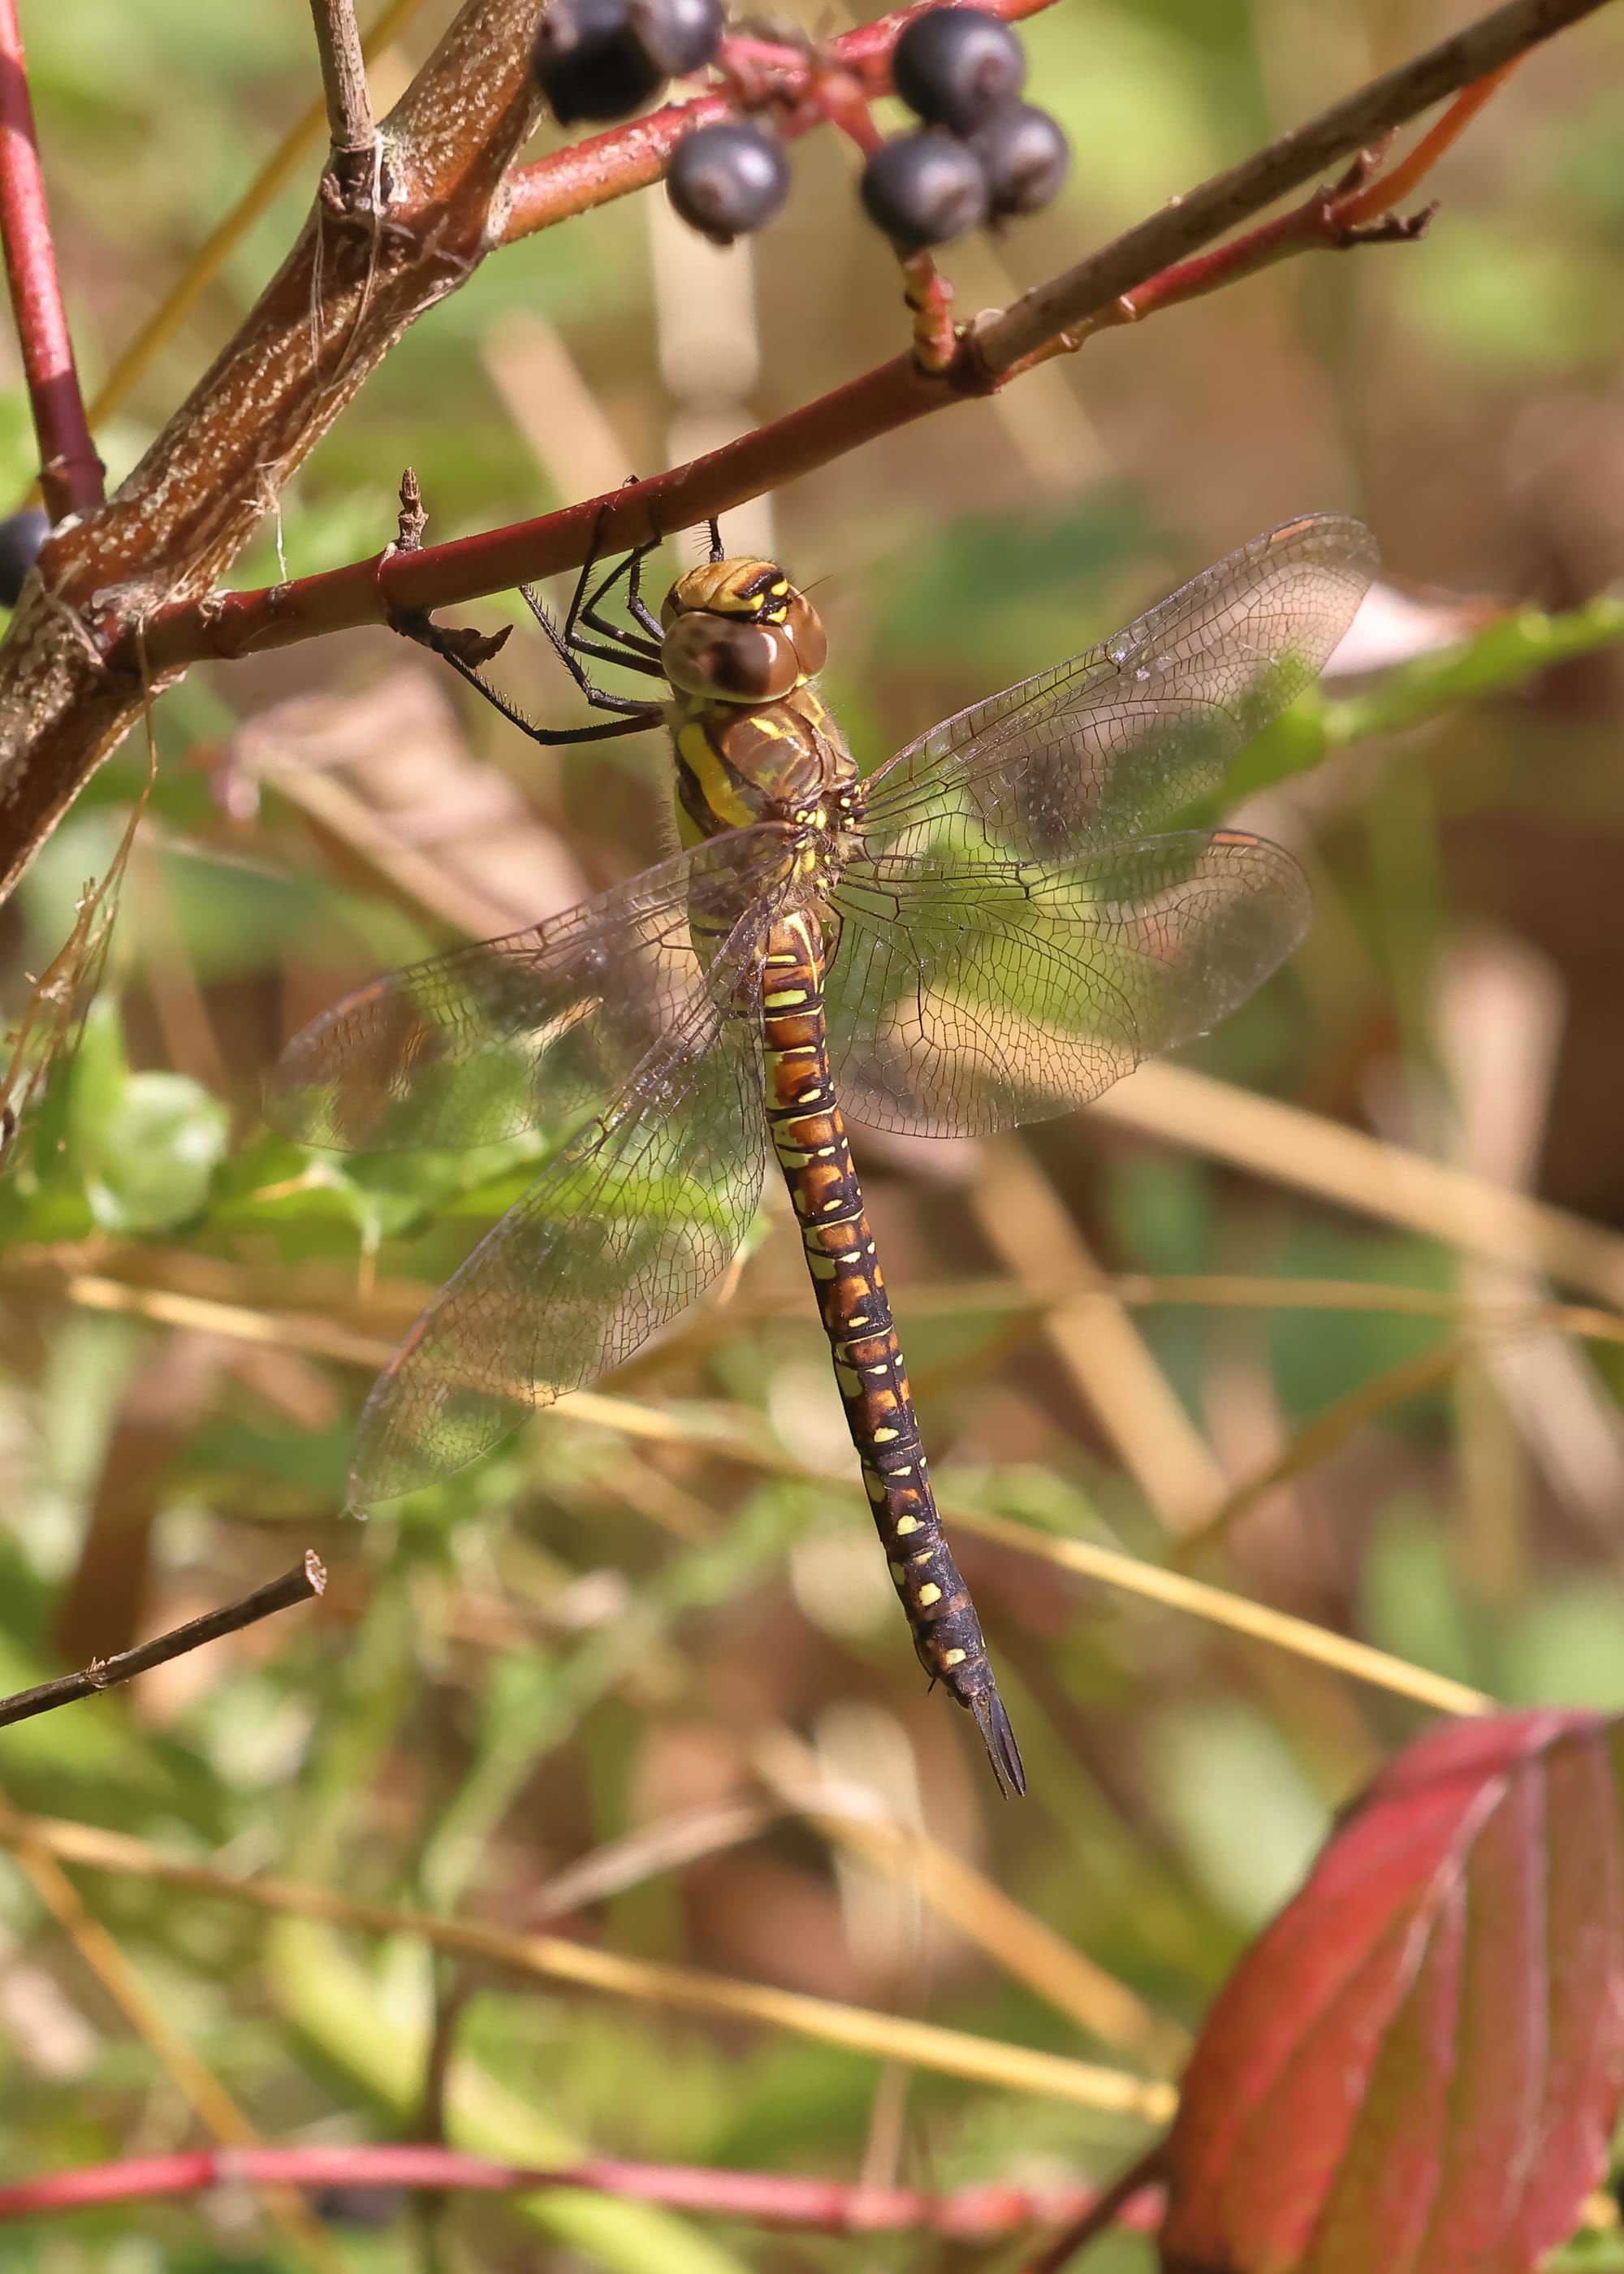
[0,0,101,519]
[0,0,551,903]
[0,1554,326,1729]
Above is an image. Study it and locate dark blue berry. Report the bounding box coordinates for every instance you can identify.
[0,507,48,607]
[859,131,988,250]
[667,120,789,245]
[892,8,1025,135]
[631,0,725,76]
[533,0,665,125]
[973,101,1069,218]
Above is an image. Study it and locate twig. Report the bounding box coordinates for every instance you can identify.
[1011,145,1437,372]
[0,0,100,517]
[1017,2145,1168,2274]
[0,2142,1166,2237]
[0,1554,326,1729]
[133,0,1613,672]
[973,0,1613,374]
[311,0,379,210]
[75,0,430,450]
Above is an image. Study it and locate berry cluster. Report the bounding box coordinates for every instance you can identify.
[529,0,1064,256]
[532,0,726,126]
[862,9,1068,251]
[530,0,788,245]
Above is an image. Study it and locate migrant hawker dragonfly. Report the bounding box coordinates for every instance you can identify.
[268,512,1376,1796]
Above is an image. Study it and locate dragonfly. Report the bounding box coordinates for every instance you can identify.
[267,510,1376,1798]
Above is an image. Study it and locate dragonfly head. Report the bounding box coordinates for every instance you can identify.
[660,556,827,704]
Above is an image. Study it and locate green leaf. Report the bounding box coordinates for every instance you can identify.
[86,1070,231,1233]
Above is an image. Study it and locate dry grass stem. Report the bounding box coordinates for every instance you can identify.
[0,1810,1177,2122]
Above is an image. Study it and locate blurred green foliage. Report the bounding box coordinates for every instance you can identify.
[4,2,1624,2269]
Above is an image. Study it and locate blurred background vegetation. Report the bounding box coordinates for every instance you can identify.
[5,1,1624,2268]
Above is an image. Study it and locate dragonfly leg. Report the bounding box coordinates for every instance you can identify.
[434,638,661,745]
[568,527,667,666]
[620,539,666,645]
[520,578,664,690]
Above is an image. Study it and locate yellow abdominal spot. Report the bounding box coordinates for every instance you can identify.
[892,1515,919,1535]
[941,1648,967,1667]
[916,1583,942,1606]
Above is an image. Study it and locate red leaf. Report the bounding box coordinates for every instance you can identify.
[1160,1710,1624,2274]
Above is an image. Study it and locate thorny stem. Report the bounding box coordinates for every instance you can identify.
[311,0,381,209]
[0,1554,326,1728]
[132,1,1570,674]
[0,2143,1165,2237]
[0,0,100,519]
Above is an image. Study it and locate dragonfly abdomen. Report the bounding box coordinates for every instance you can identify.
[761,910,1026,1799]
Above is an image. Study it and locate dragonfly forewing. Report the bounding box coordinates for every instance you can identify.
[853,514,1376,862]
[826,828,1311,1136]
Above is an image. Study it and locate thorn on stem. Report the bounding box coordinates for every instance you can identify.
[1338,201,1438,247]
[395,467,428,554]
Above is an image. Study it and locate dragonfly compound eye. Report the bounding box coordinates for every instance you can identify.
[662,612,802,701]
[784,592,827,678]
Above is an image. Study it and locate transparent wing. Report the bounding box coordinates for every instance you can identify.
[826,830,1310,1137]
[266,824,798,1152]
[348,945,768,1505]
[854,515,1375,862]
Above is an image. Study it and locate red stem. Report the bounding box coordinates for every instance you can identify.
[0,2143,1165,2237]
[136,349,946,668]
[1337,56,1522,223]
[0,0,99,520]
